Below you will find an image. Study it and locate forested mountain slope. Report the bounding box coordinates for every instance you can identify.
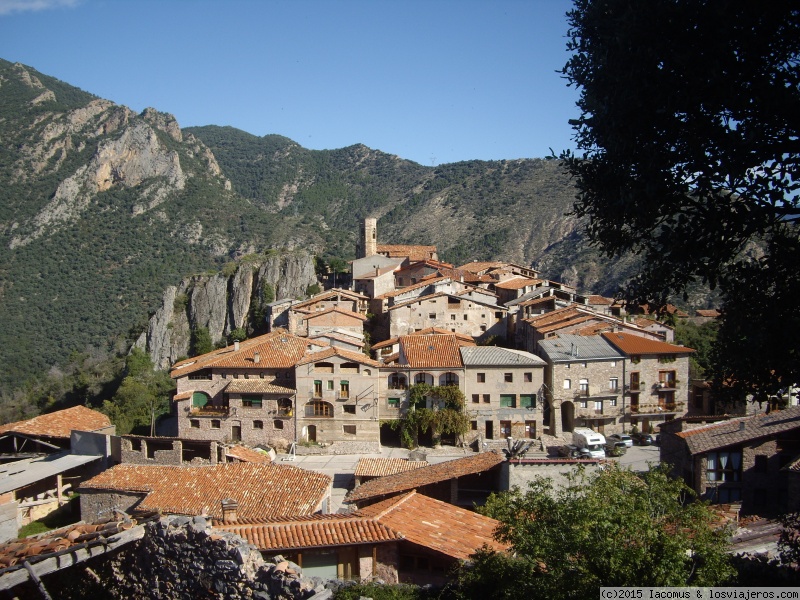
[0,58,630,392]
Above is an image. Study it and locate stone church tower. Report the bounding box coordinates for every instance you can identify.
[357,218,378,258]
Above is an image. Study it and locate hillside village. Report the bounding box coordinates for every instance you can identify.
[0,218,799,596]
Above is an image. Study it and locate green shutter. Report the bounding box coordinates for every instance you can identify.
[192,392,209,407]
[500,394,516,408]
[520,394,536,409]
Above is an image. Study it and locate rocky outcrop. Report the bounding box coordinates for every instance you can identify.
[135,251,319,369]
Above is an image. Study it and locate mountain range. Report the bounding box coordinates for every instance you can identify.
[0,58,638,392]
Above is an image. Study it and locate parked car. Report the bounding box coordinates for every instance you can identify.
[607,433,633,448]
[632,432,655,445]
[558,444,592,459]
[605,441,627,456]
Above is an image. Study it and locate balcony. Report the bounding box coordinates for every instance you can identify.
[575,389,590,398]
[656,380,679,390]
[190,405,229,417]
[627,382,646,392]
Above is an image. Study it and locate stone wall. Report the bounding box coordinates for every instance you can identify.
[80,515,335,599]
[500,459,605,493]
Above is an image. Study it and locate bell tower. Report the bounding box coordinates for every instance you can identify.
[357,217,378,258]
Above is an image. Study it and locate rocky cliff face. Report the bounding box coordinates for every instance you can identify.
[135,251,318,369]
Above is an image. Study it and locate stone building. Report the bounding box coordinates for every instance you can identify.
[537,334,626,436]
[170,331,324,448]
[601,331,693,433]
[658,405,800,515]
[294,346,383,447]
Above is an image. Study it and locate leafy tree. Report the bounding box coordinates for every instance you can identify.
[453,464,734,599]
[400,383,470,448]
[561,0,800,401]
[228,327,247,343]
[190,327,214,357]
[674,320,719,379]
[101,349,174,435]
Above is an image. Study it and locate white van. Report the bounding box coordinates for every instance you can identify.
[572,427,607,459]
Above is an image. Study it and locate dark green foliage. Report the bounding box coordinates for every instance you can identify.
[333,582,439,600]
[452,465,734,599]
[561,0,800,401]
[228,327,247,343]
[674,320,719,379]
[399,384,470,448]
[190,327,214,357]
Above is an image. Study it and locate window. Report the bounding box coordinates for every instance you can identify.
[254,420,264,429]
[631,355,641,364]
[429,313,436,319]
[706,450,742,482]
[524,372,532,383]
[500,421,511,437]
[754,455,768,473]
[525,421,536,439]
[503,373,512,383]
[343,425,357,435]
[389,374,407,390]
[500,394,516,408]
[579,379,589,396]
[477,373,485,383]
[483,394,491,403]
[480,325,487,332]
[308,401,333,417]
[582,362,588,368]
[450,314,456,320]
[463,314,468,321]
[277,398,293,416]
[609,378,619,392]
[611,361,617,367]
[242,395,262,408]
[520,394,536,409]
[314,362,334,373]
[579,399,588,408]
[211,420,221,429]
[442,372,459,386]
[327,380,334,391]
[472,394,480,404]
[313,380,322,397]
[471,420,478,431]
[190,419,200,429]
[343,405,356,414]
[610,397,618,407]
[594,400,602,411]
[563,379,571,389]
[189,370,212,381]
[388,398,400,408]
[340,381,350,398]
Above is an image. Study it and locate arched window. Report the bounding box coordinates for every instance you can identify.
[277,398,293,416]
[192,392,211,408]
[314,362,334,373]
[389,373,407,390]
[440,372,459,387]
[414,373,433,386]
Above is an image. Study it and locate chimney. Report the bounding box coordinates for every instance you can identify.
[221,498,238,523]
[738,421,746,432]
[253,351,260,364]
[234,340,240,351]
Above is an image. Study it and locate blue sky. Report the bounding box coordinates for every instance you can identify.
[0,0,578,166]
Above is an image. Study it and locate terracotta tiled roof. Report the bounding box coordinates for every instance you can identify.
[518,296,556,308]
[395,260,453,273]
[301,306,368,322]
[354,458,430,478]
[409,327,475,344]
[493,277,541,290]
[536,314,596,334]
[171,330,318,377]
[587,295,614,305]
[424,267,487,284]
[371,337,399,350]
[455,261,507,274]
[382,352,400,364]
[224,379,296,394]
[602,331,695,356]
[375,277,449,300]
[173,391,193,401]
[291,289,367,310]
[573,322,616,336]
[215,515,402,551]
[399,334,464,369]
[345,451,504,503]
[295,346,382,368]
[0,406,111,439]
[377,244,438,261]
[695,309,721,318]
[675,406,800,455]
[225,445,272,463]
[213,490,505,560]
[526,306,586,327]
[357,491,507,560]
[80,463,330,520]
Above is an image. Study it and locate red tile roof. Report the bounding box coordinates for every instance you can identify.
[291,289,367,310]
[493,277,541,290]
[455,261,507,274]
[80,463,330,520]
[601,331,695,355]
[171,330,318,377]
[345,451,504,503]
[225,445,272,463]
[224,379,296,394]
[377,244,438,261]
[375,277,450,300]
[587,295,614,305]
[695,309,721,318]
[295,346,382,368]
[354,458,430,478]
[216,491,505,560]
[0,406,111,438]
[399,334,464,369]
[409,327,476,344]
[357,491,507,559]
